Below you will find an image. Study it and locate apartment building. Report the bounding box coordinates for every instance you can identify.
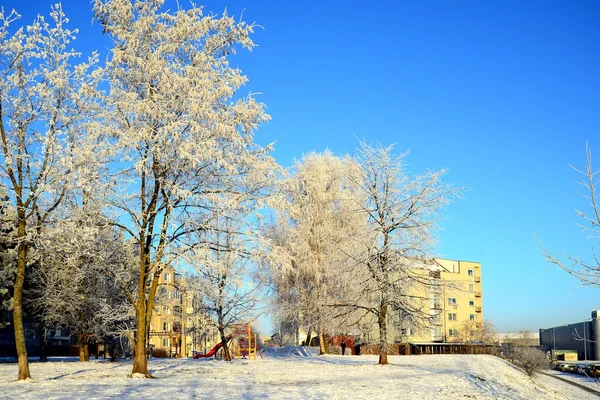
[148,266,217,357]
[394,258,484,344]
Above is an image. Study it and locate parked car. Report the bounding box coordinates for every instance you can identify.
[586,364,600,377]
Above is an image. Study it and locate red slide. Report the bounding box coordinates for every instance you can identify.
[193,335,233,358]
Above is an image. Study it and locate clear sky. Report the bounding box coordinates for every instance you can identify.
[5,0,600,333]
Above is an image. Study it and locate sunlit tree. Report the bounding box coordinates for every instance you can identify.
[92,0,276,377]
[0,5,100,379]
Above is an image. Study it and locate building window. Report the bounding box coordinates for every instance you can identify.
[163,338,169,347]
[468,269,474,276]
[163,322,169,331]
[469,300,475,306]
[164,273,170,282]
[470,330,476,337]
[449,329,458,337]
[187,298,193,308]
[448,298,457,305]
[448,313,457,321]
[470,314,476,321]
[469,284,474,292]
[165,306,171,315]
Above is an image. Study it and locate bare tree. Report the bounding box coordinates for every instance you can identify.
[511,346,549,377]
[0,6,99,379]
[456,319,497,345]
[334,141,462,365]
[539,143,600,286]
[91,0,276,377]
[185,205,262,362]
[479,320,498,345]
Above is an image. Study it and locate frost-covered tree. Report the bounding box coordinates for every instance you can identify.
[31,204,136,362]
[0,6,99,379]
[186,205,262,362]
[334,142,462,365]
[265,151,365,354]
[0,185,16,329]
[91,0,276,377]
[539,144,600,287]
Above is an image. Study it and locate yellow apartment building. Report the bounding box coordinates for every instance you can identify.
[148,266,218,357]
[433,258,483,343]
[389,258,484,345]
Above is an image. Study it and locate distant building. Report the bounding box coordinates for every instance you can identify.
[148,266,218,357]
[278,320,310,346]
[539,310,600,361]
[496,332,539,347]
[279,258,485,352]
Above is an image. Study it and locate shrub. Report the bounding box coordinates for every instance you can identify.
[106,340,125,362]
[512,347,549,377]
[152,348,168,358]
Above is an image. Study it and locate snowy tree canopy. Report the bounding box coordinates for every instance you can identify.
[90,0,278,376]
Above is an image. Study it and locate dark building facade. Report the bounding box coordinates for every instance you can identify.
[539,309,600,361]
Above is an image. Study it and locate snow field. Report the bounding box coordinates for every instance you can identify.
[0,350,597,399]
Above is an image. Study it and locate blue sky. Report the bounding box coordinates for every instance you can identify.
[5,0,600,333]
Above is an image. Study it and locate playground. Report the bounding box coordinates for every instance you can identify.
[193,324,261,360]
[0,348,596,399]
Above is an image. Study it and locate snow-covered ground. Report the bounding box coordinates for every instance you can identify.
[0,348,597,399]
[544,368,600,393]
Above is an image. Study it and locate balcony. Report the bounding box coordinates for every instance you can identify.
[474,275,481,283]
[475,291,482,298]
[475,306,482,313]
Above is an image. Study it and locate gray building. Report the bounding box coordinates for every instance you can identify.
[539,310,600,361]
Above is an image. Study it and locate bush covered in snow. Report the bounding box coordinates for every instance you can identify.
[511,347,549,377]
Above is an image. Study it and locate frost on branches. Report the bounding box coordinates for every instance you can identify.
[91,0,277,377]
[0,5,100,379]
[264,144,461,364]
[0,185,16,329]
[264,151,366,353]
[336,142,463,364]
[31,202,137,362]
[185,195,264,362]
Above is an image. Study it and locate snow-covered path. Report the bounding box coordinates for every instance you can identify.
[0,349,596,399]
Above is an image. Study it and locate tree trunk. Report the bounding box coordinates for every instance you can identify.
[218,327,231,361]
[78,334,86,362]
[131,309,150,376]
[378,299,388,365]
[13,234,30,380]
[130,251,159,377]
[78,333,91,362]
[131,274,151,376]
[304,331,311,347]
[318,331,326,355]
